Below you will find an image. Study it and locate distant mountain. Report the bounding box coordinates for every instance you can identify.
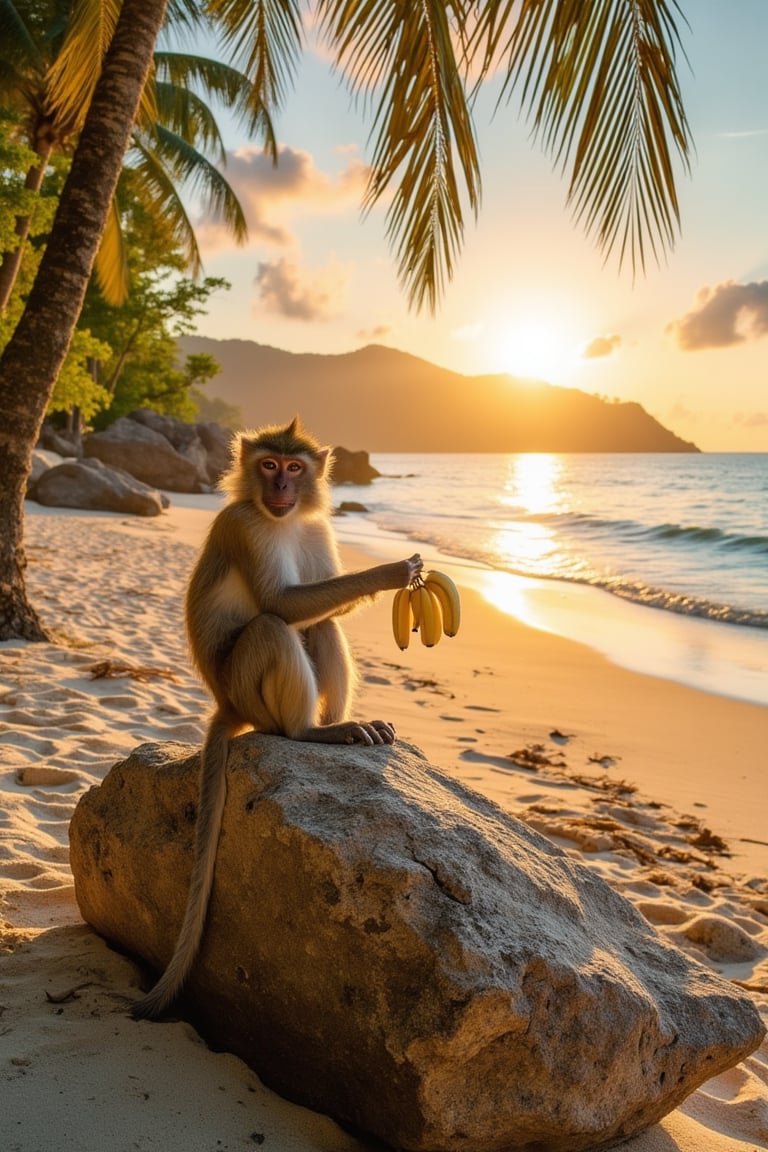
[180,337,700,453]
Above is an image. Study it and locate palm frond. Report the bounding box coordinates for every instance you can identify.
[94,193,130,304]
[206,0,303,133]
[153,78,227,162]
[470,0,692,275]
[130,124,248,269]
[127,139,203,275]
[320,0,481,313]
[153,51,277,156]
[45,0,121,138]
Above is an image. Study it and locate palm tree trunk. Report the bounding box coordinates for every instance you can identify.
[0,0,169,641]
[0,145,54,314]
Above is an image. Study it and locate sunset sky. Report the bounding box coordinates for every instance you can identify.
[187,1,768,453]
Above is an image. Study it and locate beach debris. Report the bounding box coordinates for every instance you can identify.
[71,735,765,1152]
[549,728,574,743]
[687,826,731,856]
[87,660,178,683]
[403,676,451,696]
[507,743,566,770]
[587,752,620,768]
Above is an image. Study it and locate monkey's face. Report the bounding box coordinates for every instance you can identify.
[256,455,310,518]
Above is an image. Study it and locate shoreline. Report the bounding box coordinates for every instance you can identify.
[163,490,768,709]
[331,509,768,710]
[1,500,767,1152]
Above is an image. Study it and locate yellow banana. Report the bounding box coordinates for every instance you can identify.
[417,583,442,647]
[409,584,421,632]
[392,587,413,650]
[424,570,461,637]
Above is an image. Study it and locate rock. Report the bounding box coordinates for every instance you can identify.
[335,500,369,513]
[69,737,764,1152]
[128,409,211,485]
[27,449,65,493]
[195,421,234,485]
[37,420,82,457]
[83,416,203,492]
[33,457,166,516]
[330,446,380,484]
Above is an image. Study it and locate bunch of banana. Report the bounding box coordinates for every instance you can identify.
[392,570,461,650]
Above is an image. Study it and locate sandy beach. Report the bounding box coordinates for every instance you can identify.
[1,499,766,1152]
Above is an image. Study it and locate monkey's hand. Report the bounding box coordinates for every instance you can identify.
[379,553,422,590]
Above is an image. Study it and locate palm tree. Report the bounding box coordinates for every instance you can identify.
[0,1,272,309]
[0,0,692,640]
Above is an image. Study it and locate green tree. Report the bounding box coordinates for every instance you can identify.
[77,184,229,424]
[0,0,692,639]
[0,0,268,310]
[48,327,112,421]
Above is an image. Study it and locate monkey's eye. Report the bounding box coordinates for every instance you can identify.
[260,459,278,472]
[287,461,304,473]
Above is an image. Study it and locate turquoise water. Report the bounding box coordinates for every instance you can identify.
[334,453,768,706]
[349,453,768,628]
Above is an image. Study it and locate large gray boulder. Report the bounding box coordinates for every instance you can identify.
[32,457,166,516]
[83,416,203,492]
[128,408,211,484]
[69,737,764,1152]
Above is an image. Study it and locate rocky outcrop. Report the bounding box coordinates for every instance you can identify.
[37,420,82,458]
[28,449,65,492]
[69,737,764,1152]
[81,411,234,491]
[330,446,381,484]
[195,420,233,485]
[83,415,204,492]
[31,457,167,516]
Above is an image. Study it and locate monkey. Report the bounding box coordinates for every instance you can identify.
[131,417,422,1020]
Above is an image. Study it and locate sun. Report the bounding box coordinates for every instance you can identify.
[491,318,576,383]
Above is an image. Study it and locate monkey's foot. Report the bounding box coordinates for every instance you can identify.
[303,720,395,746]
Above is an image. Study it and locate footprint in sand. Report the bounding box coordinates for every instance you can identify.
[677,914,761,962]
[15,766,80,787]
[0,860,46,880]
[29,799,76,822]
[634,900,689,926]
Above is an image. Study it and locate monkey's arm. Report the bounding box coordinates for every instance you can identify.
[266,557,420,628]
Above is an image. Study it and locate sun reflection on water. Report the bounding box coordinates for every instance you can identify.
[491,454,565,575]
[500,454,565,516]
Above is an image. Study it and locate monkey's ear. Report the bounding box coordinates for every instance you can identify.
[238,436,257,461]
[316,446,331,475]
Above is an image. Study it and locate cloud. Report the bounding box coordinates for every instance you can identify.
[254,258,346,321]
[733,411,768,428]
[582,334,622,359]
[196,144,369,251]
[668,401,701,427]
[669,280,768,350]
[356,324,392,342]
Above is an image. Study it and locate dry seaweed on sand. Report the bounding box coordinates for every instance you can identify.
[87,660,178,683]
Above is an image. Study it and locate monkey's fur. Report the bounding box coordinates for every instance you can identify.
[132,418,421,1020]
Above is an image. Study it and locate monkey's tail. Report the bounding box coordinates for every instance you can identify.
[131,711,231,1021]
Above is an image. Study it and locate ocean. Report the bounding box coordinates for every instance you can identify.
[332,453,768,708]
